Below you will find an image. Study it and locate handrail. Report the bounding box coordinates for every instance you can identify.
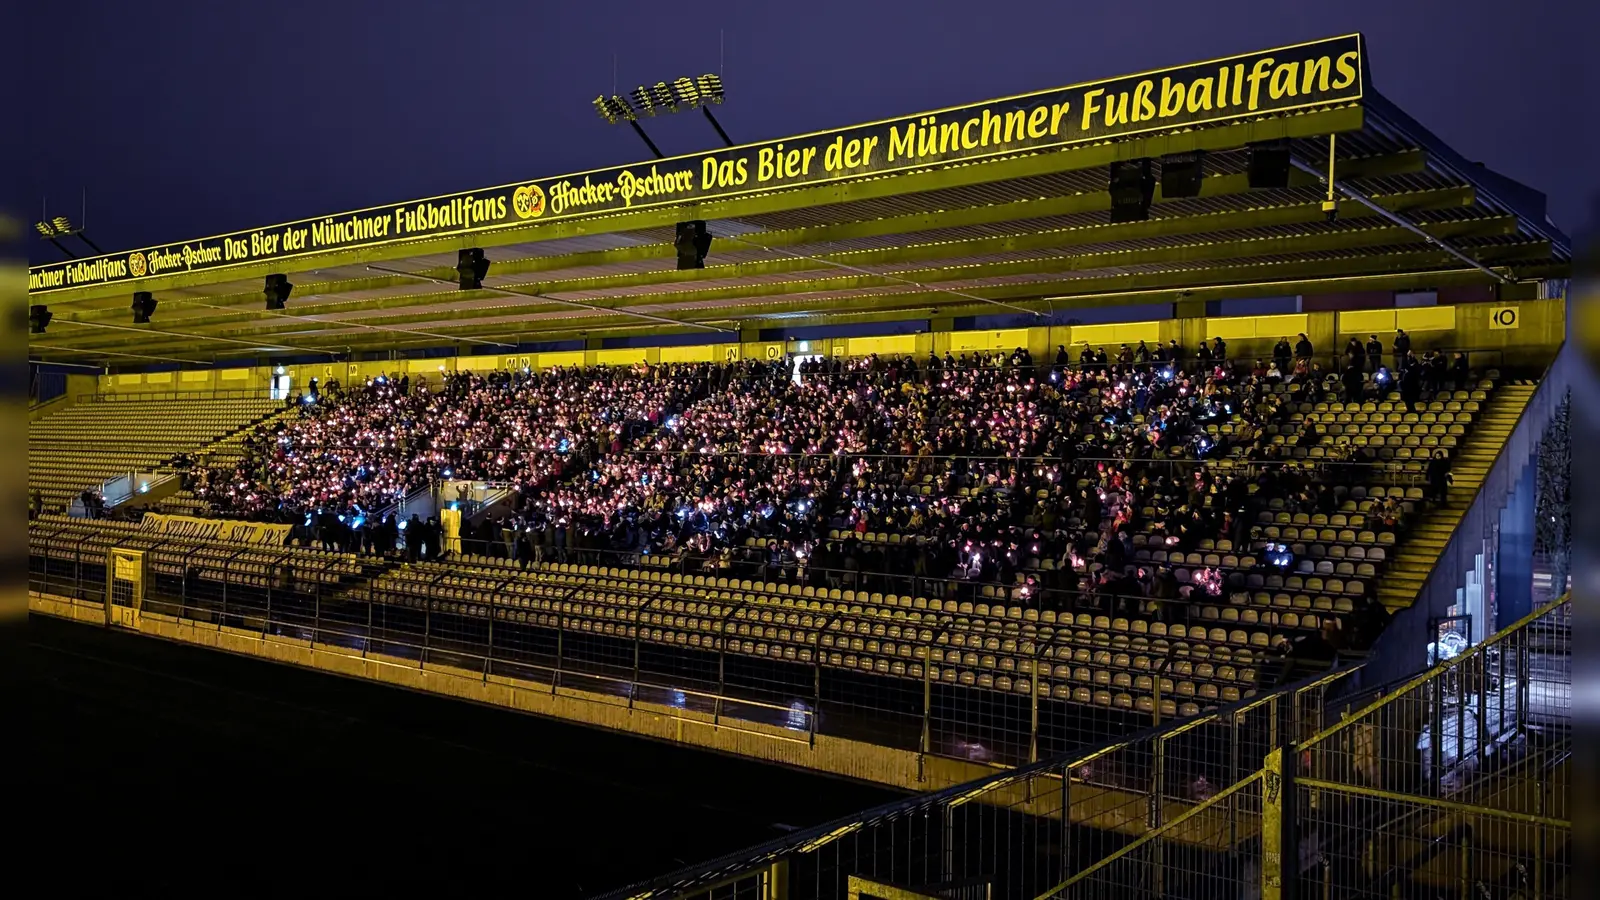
[91,388,280,403]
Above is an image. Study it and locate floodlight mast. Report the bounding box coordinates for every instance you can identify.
[594,73,733,155]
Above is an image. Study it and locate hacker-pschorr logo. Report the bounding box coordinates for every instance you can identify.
[127,251,148,277]
[512,184,547,219]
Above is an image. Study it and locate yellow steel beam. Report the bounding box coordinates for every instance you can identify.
[48,195,1493,353]
[50,146,1435,327]
[121,244,1555,360]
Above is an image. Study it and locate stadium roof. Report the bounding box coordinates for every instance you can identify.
[27,34,1570,368]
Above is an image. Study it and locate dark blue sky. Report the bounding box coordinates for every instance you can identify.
[24,0,1597,262]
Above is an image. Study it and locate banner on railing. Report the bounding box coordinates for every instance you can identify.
[139,512,292,546]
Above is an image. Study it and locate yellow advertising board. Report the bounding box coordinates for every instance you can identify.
[28,36,1363,296]
[139,513,293,546]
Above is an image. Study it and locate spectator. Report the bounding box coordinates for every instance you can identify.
[1293,333,1313,362]
[1365,335,1383,373]
[1272,337,1292,375]
[1345,336,1365,371]
[1426,450,1452,502]
[1392,329,1411,373]
[1399,358,1423,412]
[1341,362,1364,403]
[1450,352,1470,391]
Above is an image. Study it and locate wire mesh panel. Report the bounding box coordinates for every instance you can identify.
[1282,595,1571,900]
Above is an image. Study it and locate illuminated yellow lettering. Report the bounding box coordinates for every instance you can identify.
[1104,91,1129,127]
[917,117,941,157]
[1332,51,1358,89]
[1301,56,1331,94]
[1003,109,1026,142]
[1081,89,1104,131]
[1269,61,1300,100]
[843,136,867,167]
[1026,105,1049,139]
[961,117,980,149]
[1132,81,1155,121]
[1247,57,1274,111]
[1186,77,1213,113]
[1159,77,1184,116]
[940,119,961,152]
[1049,101,1072,134]
[981,109,1002,146]
[888,123,915,161]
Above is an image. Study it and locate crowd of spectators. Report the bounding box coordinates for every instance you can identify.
[182,343,1433,653]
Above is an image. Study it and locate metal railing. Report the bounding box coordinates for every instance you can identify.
[578,594,1566,900]
[28,524,1357,775]
[1281,594,1571,900]
[589,667,1358,900]
[90,388,283,403]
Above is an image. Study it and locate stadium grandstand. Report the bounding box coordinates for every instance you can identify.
[28,33,1572,899]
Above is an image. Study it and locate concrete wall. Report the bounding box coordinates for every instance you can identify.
[1365,342,1574,686]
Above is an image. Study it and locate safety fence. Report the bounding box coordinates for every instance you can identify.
[587,596,1566,900]
[1274,594,1571,900]
[29,532,1356,778]
[591,669,1356,900]
[31,536,1565,898]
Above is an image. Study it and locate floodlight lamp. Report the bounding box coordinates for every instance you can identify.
[696,73,724,104]
[629,85,656,116]
[649,81,676,112]
[51,215,75,235]
[34,221,55,237]
[594,95,634,123]
[671,76,702,107]
[606,95,635,122]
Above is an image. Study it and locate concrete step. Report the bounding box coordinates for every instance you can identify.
[1368,381,1539,612]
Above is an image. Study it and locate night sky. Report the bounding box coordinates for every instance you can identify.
[23,0,1598,263]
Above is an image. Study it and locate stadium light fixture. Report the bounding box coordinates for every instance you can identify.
[33,219,76,259]
[656,73,733,147]
[29,305,53,334]
[594,93,663,158]
[592,94,635,124]
[597,72,732,154]
[131,291,157,324]
[35,212,104,254]
[457,248,490,290]
[264,273,294,310]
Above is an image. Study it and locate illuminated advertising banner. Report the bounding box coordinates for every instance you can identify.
[28,35,1362,295]
[139,512,293,546]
